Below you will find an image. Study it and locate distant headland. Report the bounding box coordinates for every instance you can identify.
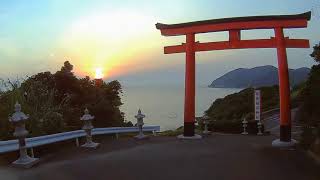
[208,65,310,88]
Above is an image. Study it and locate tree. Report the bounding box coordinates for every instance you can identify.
[298,42,320,150]
[54,61,80,102]
[0,61,127,140]
[61,61,74,73]
[310,42,320,63]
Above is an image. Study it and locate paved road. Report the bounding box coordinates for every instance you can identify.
[0,134,319,180]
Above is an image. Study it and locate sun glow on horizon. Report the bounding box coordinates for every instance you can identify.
[61,9,160,79]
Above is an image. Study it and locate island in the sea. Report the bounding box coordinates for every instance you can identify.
[209,65,310,88]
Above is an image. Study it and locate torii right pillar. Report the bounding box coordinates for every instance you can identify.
[272,27,296,147]
[276,28,291,141]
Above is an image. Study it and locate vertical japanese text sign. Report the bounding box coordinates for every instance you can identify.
[255,90,261,121]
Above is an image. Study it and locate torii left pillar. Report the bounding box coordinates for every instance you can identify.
[184,33,196,136]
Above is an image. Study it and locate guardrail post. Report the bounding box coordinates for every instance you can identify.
[9,102,39,168]
[30,148,34,158]
[115,133,119,139]
[75,138,79,147]
[80,108,100,148]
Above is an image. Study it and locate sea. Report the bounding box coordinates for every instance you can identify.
[120,85,241,131]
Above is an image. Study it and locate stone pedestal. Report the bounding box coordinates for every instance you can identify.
[134,124,149,140]
[12,145,39,168]
[134,134,149,140]
[81,142,100,148]
[81,129,100,149]
[241,131,249,135]
[272,139,297,148]
[177,134,202,140]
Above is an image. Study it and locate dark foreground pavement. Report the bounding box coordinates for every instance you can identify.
[0,134,319,180]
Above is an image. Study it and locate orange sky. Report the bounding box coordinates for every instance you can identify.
[59,10,163,79]
[0,1,318,84]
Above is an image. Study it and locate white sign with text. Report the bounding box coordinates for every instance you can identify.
[254,90,261,121]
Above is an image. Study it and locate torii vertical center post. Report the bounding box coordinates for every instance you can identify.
[156,12,310,142]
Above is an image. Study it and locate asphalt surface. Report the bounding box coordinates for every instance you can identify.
[0,134,319,180]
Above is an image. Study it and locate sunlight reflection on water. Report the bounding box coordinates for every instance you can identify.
[120,85,241,131]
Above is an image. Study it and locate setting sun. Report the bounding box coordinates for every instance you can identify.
[95,68,104,79]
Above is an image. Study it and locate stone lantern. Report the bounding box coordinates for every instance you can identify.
[9,102,39,168]
[134,109,148,139]
[202,115,211,135]
[241,118,249,135]
[257,121,263,135]
[80,108,99,148]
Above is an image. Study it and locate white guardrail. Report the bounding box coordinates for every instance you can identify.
[0,126,160,154]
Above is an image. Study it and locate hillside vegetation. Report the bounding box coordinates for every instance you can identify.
[0,61,130,140]
[297,42,320,152]
[205,86,279,122]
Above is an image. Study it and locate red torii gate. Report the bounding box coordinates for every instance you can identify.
[156,12,310,144]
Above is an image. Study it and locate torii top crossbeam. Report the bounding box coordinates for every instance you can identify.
[155,12,310,142]
[156,11,311,34]
[156,12,310,54]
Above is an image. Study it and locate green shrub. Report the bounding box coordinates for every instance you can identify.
[41,112,65,135]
